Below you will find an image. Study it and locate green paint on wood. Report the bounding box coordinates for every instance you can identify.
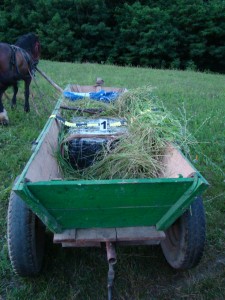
[16,184,62,233]
[156,174,208,230]
[15,177,208,232]
[27,179,194,210]
[48,207,169,229]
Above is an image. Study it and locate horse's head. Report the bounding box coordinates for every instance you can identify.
[15,33,41,63]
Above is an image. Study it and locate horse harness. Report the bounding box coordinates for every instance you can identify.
[9,45,37,78]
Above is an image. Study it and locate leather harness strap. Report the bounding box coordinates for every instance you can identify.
[9,45,36,77]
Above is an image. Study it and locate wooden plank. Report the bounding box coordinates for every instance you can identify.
[117,241,162,246]
[62,242,101,248]
[25,179,196,229]
[75,84,82,93]
[54,229,76,243]
[162,144,197,178]
[53,226,165,246]
[25,119,62,182]
[49,207,168,229]
[27,180,193,210]
[69,84,126,93]
[116,226,165,241]
[14,98,63,186]
[54,228,116,243]
[76,228,117,242]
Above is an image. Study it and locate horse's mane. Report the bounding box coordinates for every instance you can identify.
[15,33,39,54]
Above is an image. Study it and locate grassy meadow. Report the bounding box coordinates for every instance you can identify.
[0,60,225,299]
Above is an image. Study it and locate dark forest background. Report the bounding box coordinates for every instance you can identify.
[0,0,225,72]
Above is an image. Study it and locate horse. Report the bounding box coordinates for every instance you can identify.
[0,33,40,124]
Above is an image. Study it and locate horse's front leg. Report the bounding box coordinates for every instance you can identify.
[24,78,31,112]
[0,88,9,125]
[11,82,18,109]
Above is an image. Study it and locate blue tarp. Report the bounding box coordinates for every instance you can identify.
[63,90,120,103]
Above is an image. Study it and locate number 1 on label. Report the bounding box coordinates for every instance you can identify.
[100,120,107,130]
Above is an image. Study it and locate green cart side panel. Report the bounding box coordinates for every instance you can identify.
[48,207,168,229]
[156,174,206,230]
[15,177,208,233]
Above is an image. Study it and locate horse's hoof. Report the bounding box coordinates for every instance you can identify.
[24,107,30,113]
[1,119,9,126]
[0,109,9,125]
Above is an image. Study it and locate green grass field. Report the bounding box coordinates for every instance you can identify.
[0,60,225,299]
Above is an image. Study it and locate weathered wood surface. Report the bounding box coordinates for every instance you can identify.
[162,144,196,178]
[69,84,127,93]
[25,119,62,182]
[116,226,165,241]
[54,226,165,247]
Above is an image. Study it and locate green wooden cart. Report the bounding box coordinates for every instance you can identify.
[7,84,209,298]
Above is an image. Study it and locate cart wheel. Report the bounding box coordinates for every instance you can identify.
[7,190,46,277]
[161,196,205,270]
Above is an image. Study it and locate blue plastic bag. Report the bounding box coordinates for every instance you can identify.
[63,90,120,103]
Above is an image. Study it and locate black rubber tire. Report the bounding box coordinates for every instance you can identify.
[161,196,206,270]
[7,190,46,277]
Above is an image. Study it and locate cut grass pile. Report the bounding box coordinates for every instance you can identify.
[58,86,196,180]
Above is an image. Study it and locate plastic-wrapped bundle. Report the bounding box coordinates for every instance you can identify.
[62,117,127,170]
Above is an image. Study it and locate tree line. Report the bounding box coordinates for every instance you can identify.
[0,0,225,72]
